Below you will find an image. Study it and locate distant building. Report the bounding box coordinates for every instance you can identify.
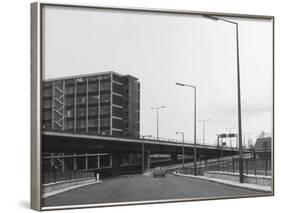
[254,137,271,159]
[42,71,140,138]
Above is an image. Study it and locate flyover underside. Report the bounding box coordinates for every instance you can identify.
[42,134,238,158]
[42,134,241,178]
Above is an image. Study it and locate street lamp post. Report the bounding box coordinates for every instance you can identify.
[203,15,244,183]
[176,132,185,168]
[176,82,197,176]
[150,106,165,141]
[141,135,152,173]
[198,119,210,145]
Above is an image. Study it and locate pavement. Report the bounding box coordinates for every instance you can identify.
[43,174,270,207]
[174,172,272,193]
[42,180,102,198]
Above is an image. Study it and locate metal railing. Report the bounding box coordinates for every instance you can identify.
[178,158,271,177]
[204,158,271,176]
[42,170,95,184]
[180,166,205,176]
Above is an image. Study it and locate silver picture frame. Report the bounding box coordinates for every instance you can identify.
[31,1,274,211]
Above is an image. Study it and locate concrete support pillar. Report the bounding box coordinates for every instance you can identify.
[144,150,151,170]
[85,153,88,170]
[97,155,100,169]
[61,153,65,172]
[111,152,120,174]
[63,155,70,172]
[171,153,177,164]
[50,153,55,169]
[128,153,133,165]
[73,153,77,171]
[204,156,208,171]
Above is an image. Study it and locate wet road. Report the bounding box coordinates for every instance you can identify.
[43,174,267,207]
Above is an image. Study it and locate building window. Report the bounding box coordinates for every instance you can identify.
[99,155,111,168]
[89,96,99,104]
[89,76,98,81]
[76,78,85,82]
[77,120,86,128]
[112,130,123,137]
[112,95,123,106]
[43,88,52,97]
[88,84,98,92]
[42,123,51,129]
[66,98,74,106]
[66,87,75,94]
[112,74,123,83]
[89,107,98,116]
[43,100,52,109]
[100,106,110,115]
[66,110,73,117]
[88,119,98,127]
[43,111,52,120]
[112,107,123,118]
[99,75,110,80]
[65,121,74,129]
[124,112,128,119]
[100,94,110,103]
[113,83,123,95]
[100,82,110,91]
[77,85,86,94]
[113,118,123,129]
[77,97,86,105]
[100,118,110,127]
[100,130,110,135]
[77,108,86,117]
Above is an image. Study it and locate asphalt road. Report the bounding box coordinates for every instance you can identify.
[43,174,267,207]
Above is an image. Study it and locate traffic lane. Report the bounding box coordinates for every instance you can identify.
[43,174,267,207]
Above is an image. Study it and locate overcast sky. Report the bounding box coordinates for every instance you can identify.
[42,5,273,146]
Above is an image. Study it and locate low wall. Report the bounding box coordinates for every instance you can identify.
[204,171,272,186]
[42,177,98,198]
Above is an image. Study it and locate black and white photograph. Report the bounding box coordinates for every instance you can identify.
[31,2,274,210]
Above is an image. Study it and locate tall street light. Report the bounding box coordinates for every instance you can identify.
[175,82,197,176]
[150,106,165,141]
[176,132,185,168]
[203,15,244,183]
[198,119,210,145]
[140,135,152,173]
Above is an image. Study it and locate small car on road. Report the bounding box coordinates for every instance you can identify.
[153,167,166,178]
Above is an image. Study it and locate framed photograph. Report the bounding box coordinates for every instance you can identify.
[31,1,274,211]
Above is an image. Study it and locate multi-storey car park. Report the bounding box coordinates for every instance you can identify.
[42,71,141,178]
[42,71,140,138]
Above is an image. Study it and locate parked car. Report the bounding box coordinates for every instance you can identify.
[153,167,166,178]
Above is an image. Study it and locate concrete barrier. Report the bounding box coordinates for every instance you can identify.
[42,177,100,198]
[204,171,272,186]
[174,171,272,192]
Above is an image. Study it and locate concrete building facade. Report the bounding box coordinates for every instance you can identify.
[42,71,140,138]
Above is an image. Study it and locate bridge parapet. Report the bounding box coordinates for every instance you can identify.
[43,131,242,151]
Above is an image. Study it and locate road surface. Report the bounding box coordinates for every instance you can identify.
[43,174,268,207]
